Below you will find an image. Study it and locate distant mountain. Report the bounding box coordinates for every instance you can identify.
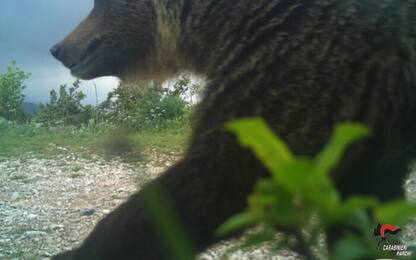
[22,102,40,116]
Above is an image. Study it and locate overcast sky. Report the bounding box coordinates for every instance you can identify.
[0,0,119,104]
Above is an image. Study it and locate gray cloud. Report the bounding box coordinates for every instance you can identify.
[0,0,118,104]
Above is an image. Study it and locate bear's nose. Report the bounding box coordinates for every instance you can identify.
[50,43,62,60]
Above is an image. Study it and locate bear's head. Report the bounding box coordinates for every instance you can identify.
[50,0,158,80]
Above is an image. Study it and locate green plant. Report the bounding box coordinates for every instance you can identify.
[131,90,188,129]
[0,61,30,122]
[0,116,12,132]
[103,86,189,130]
[142,184,195,260]
[36,79,94,127]
[217,118,416,259]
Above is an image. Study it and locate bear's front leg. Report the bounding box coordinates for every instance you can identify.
[53,144,263,259]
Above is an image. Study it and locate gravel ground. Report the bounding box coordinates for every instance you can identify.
[0,149,415,259]
[0,151,151,259]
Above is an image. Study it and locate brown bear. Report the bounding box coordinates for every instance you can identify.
[51,0,416,259]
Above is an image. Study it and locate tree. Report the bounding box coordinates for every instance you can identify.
[168,73,204,104]
[0,61,30,122]
[36,79,92,127]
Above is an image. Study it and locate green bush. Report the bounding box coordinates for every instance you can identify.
[36,79,95,127]
[131,90,188,129]
[0,61,30,122]
[215,118,416,259]
[0,116,12,127]
[103,84,190,130]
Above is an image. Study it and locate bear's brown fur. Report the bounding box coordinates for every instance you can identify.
[51,0,416,259]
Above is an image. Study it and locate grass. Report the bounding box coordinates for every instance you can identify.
[97,123,191,163]
[0,122,191,162]
[0,125,105,158]
[70,173,82,178]
[72,166,82,172]
[131,125,191,155]
[10,174,28,181]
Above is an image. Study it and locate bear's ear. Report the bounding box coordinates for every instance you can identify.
[52,249,75,260]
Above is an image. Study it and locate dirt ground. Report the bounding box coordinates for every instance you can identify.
[1,149,415,259]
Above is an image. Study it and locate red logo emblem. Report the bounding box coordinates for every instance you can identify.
[374,222,401,246]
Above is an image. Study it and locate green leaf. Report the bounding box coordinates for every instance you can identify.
[375,200,416,226]
[315,123,370,175]
[305,184,339,217]
[248,180,300,226]
[249,181,305,227]
[223,119,377,257]
[277,158,315,192]
[303,168,340,216]
[142,185,195,260]
[242,226,276,247]
[225,118,293,176]
[334,197,378,221]
[216,212,257,236]
[307,123,370,216]
[330,235,372,260]
[224,225,277,257]
[336,210,375,239]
